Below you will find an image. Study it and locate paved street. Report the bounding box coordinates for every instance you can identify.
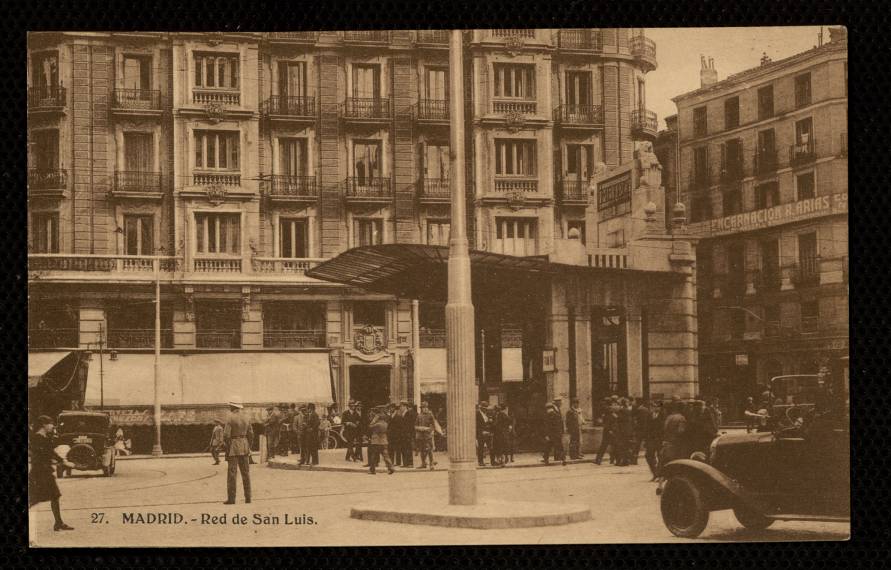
[30,453,849,547]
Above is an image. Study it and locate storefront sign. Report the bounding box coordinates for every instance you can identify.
[691,192,847,237]
[597,172,632,220]
[542,349,556,372]
[735,353,749,366]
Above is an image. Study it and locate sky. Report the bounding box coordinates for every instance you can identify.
[645,26,827,129]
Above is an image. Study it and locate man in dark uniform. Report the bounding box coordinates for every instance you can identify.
[660,399,688,475]
[614,398,633,466]
[401,402,417,467]
[367,406,395,475]
[388,402,404,466]
[279,403,293,456]
[300,403,320,466]
[476,402,494,467]
[342,401,361,462]
[594,397,617,465]
[565,398,584,460]
[223,396,253,504]
[631,398,651,465]
[543,403,567,466]
[264,405,281,462]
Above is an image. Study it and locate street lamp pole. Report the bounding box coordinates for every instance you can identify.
[151,257,163,456]
[446,29,477,506]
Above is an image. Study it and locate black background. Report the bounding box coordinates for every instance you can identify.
[6,0,880,566]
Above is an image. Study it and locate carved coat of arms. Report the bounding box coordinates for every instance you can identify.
[205,102,226,123]
[504,35,525,56]
[206,184,228,204]
[354,324,385,355]
[504,111,525,133]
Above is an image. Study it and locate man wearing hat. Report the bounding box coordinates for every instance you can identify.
[367,406,395,475]
[387,402,404,466]
[565,399,584,460]
[208,418,225,465]
[543,403,567,466]
[223,396,253,504]
[401,401,417,468]
[476,401,494,467]
[342,401,361,462]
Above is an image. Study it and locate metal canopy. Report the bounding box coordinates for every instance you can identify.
[305,244,676,301]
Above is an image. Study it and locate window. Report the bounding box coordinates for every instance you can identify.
[194,53,239,89]
[32,212,59,253]
[693,146,709,186]
[195,300,241,349]
[278,61,307,98]
[31,52,59,92]
[795,117,813,145]
[796,171,815,200]
[353,140,382,185]
[194,131,239,170]
[123,56,151,91]
[31,130,59,171]
[354,301,386,327]
[693,106,708,136]
[757,85,774,120]
[761,239,779,274]
[195,213,240,254]
[764,304,780,323]
[354,218,383,247]
[279,138,308,176]
[427,220,451,246]
[495,139,536,176]
[494,217,537,256]
[724,96,740,129]
[565,144,595,179]
[798,232,818,267]
[124,214,153,255]
[755,182,780,209]
[691,195,711,222]
[124,132,154,172]
[606,228,625,248]
[493,64,535,99]
[279,218,308,258]
[800,299,819,319]
[636,77,646,111]
[722,138,743,179]
[723,188,742,216]
[757,129,775,154]
[567,219,586,244]
[425,67,448,100]
[728,243,746,296]
[424,143,449,181]
[352,64,381,98]
[730,309,746,339]
[565,71,591,106]
[795,73,812,108]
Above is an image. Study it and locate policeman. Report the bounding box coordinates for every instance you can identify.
[223,396,253,504]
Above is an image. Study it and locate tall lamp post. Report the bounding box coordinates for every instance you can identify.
[151,257,163,456]
[445,29,477,506]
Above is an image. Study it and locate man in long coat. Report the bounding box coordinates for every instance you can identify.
[565,399,584,460]
[543,403,566,465]
[300,403,320,466]
[223,397,253,504]
[341,401,361,462]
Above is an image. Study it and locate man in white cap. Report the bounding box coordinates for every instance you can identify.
[223,396,253,504]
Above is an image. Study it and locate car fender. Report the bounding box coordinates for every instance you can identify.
[661,460,770,514]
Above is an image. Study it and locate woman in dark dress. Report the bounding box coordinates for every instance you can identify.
[29,415,73,531]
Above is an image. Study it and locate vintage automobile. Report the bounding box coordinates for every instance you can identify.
[658,374,850,538]
[55,410,117,477]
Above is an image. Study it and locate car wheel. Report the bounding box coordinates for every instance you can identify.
[733,504,774,530]
[660,475,710,538]
[109,453,116,475]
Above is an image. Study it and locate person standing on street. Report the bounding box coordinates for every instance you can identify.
[279,403,294,457]
[402,402,417,467]
[659,399,688,476]
[744,396,757,433]
[476,402,494,467]
[387,402,404,466]
[414,400,436,469]
[264,405,281,462]
[594,397,617,465]
[342,401,361,462]
[565,399,584,460]
[645,401,664,481]
[614,398,634,466]
[29,415,74,531]
[631,398,650,465]
[301,403,320,466]
[543,403,567,466]
[223,396,253,504]
[367,407,395,475]
[209,419,225,465]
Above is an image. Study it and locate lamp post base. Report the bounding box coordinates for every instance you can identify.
[151,445,163,457]
[448,460,478,505]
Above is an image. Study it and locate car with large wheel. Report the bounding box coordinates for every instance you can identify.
[54,411,117,478]
[658,374,849,538]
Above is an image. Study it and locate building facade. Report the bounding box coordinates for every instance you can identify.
[28,30,696,452]
[662,28,848,419]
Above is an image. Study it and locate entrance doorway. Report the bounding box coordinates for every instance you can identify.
[349,365,391,422]
[591,307,627,415]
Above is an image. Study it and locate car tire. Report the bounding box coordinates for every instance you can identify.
[108,453,116,475]
[660,475,710,538]
[733,504,774,531]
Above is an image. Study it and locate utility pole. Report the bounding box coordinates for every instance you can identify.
[445,29,477,506]
[151,257,163,456]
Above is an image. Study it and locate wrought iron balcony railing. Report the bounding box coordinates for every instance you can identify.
[28,85,67,110]
[345,177,393,199]
[28,169,67,191]
[343,30,390,43]
[630,109,658,138]
[261,95,316,117]
[342,97,390,119]
[557,179,589,204]
[196,330,241,349]
[112,89,162,111]
[263,330,326,348]
[630,35,657,70]
[263,175,318,198]
[114,171,162,195]
[107,329,174,349]
[558,29,602,51]
[791,258,820,288]
[417,99,449,121]
[789,139,817,166]
[555,104,604,126]
[28,328,79,349]
[754,149,778,176]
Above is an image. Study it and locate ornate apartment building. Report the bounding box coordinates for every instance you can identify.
[659,28,848,418]
[28,30,681,451]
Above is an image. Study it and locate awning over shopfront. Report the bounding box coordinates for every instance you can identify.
[28,351,75,388]
[84,353,334,424]
[418,347,447,394]
[305,244,667,301]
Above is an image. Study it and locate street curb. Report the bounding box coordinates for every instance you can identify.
[350,499,592,529]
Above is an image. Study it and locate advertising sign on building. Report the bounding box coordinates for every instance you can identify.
[542,348,556,372]
[690,192,847,237]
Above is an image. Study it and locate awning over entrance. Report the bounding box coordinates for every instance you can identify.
[418,347,447,394]
[305,244,668,301]
[84,353,334,411]
[28,351,75,388]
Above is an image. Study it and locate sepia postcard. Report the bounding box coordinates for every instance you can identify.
[27,26,849,547]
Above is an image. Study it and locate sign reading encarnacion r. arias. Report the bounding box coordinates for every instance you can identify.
[689,192,847,237]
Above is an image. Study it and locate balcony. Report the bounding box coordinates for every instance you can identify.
[420,328,446,348]
[28,328,79,349]
[29,255,182,281]
[28,169,67,198]
[490,29,536,39]
[630,34,657,72]
[260,96,316,122]
[791,258,820,288]
[415,30,449,46]
[192,172,241,187]
[107,329,174,349]
[342,30,390,44]
[28,85,67,114]
[416,99,449,123]
[557,179,589,206]
[839,132,847,157]
[492,99,537,115]
[193,257,242,273]
[419,178,450,203]
[555,104,604,129]
[754,268,782,292]
[493,177,538,194]
[192,88,240,107]
[112,171,163,199]
[754,149,778,176]
[344,177,393,203]
[267,32,320,44]
[630,109,658,140]
[263,330,326,349]
[111,89,162,116]
[196,330,241,349]
[252,257,323,275]
[341,97,390,122]
[557,29,602,52]
[789,139,816,167]
[262,175,318,203]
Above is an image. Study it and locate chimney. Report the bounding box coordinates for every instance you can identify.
[700,55,718,87]
[760,52,772,66]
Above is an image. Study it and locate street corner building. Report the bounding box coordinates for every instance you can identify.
[654,28,848,421]
[28,29,699,454]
